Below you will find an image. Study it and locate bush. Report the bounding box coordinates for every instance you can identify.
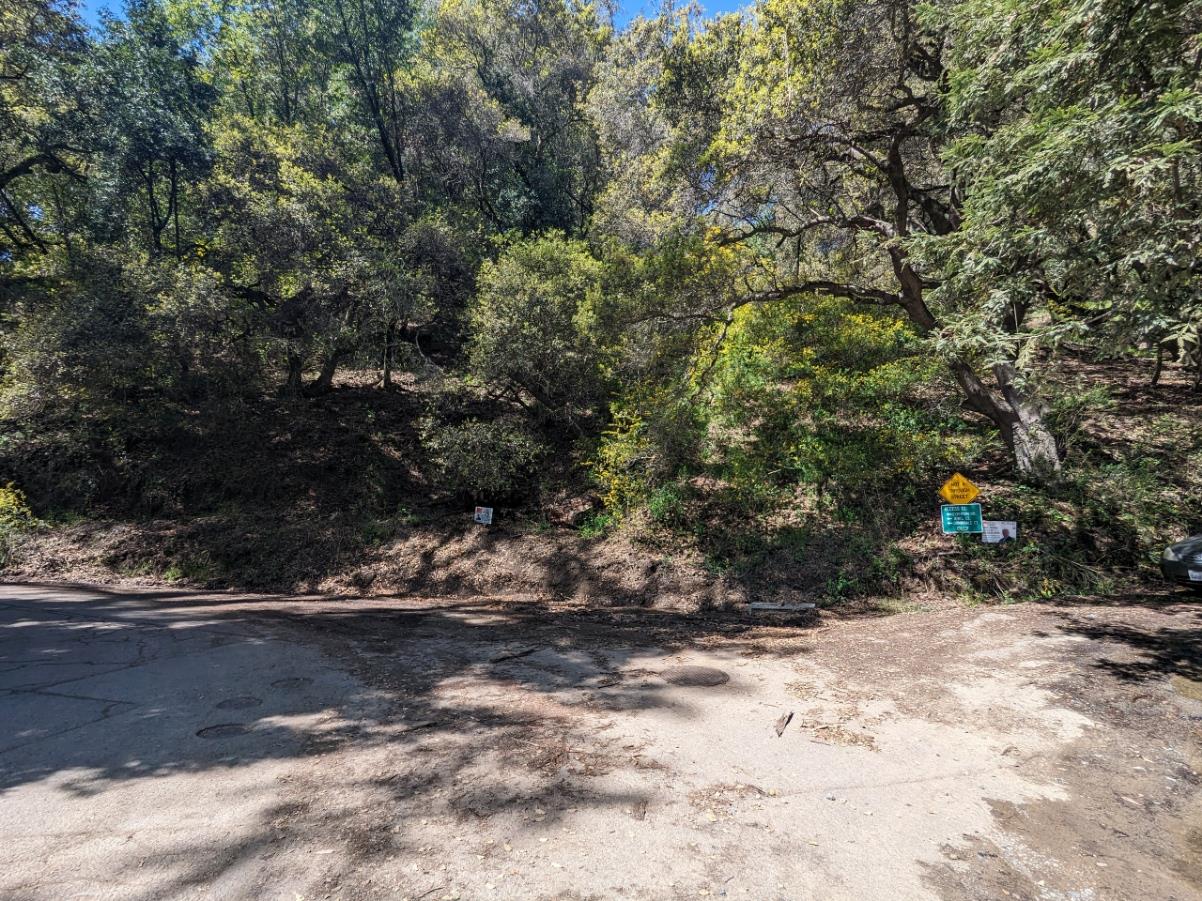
[1,252,258,422]
[468,234,606,423]
[0,484,37,567]
[647,483,687,525]
[585,292,987,601]
[590,388,708,512]
[578,511,618,538]
[1,257,160,419]
[420,415,547,501]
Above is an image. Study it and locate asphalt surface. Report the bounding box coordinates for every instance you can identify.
[0,582,378,900]
[2,582,1201,901]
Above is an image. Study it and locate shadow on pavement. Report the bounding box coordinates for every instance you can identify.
[0,582,814,899]
[1048,596,1202,684]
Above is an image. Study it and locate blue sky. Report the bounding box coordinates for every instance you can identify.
[76,0,745,30]
[609,0,746,25]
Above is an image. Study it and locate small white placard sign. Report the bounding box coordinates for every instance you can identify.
[474,506,493,525]
[982,520,1017,544]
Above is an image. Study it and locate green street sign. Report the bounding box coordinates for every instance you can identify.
[941,503,983,534]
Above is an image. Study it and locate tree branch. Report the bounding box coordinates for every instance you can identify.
[735,281,902,308]
[0,148,85,193]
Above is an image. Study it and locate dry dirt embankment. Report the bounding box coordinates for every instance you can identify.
[8,516,744,607]
[4,359,1200,607]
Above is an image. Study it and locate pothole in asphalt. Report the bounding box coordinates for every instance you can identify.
[661,665,730,687]
[271,677,313,690]
[196,723,253,739]
[216,696,262,710]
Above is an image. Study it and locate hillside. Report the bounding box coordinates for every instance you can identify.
[5,355,1198,609]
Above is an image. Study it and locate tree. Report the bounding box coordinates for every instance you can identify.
[90,0,216,257]
[315,0,418,184]
[586,13,678,247]
[0,0,88,258]
[425,0,607,234]
[377,214,478,387]
[469,232,606,424]
[204,118,407,394]
[608,0,1068,476]
[919,0,1202,391]
[187,0,333,128]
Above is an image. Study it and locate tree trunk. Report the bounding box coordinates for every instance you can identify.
[382,318,397,390]
[283,351,304,396]
[170,158,181,258]
[949,358,1061,479]
[1195,326,1202,391]
[999,412,1061,478]
[306,347,348,396]
[145,164,164,255]
[889,244,1061,479]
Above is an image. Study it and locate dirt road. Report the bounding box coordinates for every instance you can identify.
[1,583,1200,900]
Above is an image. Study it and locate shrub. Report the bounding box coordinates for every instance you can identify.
[420,415,547,501]
[578,511,618,538]
[591,395,706,511]
[0,484,37,567]
[468,234,606,423]
[647,483,687,525]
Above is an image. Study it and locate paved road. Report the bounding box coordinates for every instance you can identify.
[0,582,380,900]
[2,582,1201,901]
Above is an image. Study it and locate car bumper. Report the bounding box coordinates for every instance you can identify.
[1161,559,1202,587]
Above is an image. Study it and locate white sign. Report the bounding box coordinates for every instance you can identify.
[982,520,1018,544]
[474,506,493,525]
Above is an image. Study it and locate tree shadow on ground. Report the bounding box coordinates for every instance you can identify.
[0,583,816,899]
[1047,599,1202,684]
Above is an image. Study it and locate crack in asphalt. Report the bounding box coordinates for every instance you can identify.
[1,604,304,697]
[0,697,142,756]
[9,687,141,707]
[1,596,335,763]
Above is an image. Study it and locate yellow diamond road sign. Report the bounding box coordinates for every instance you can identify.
[939,472,979,505]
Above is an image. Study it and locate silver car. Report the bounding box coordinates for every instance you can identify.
[1162,534,1202,590]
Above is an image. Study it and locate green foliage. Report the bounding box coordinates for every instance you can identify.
[3,255,159,417]
[646,483,686,525]
[1,250,254,418]
[707,296,978,493]
[594,293,980,511]
[89,0,217,255]
[590,392,706,511]
[0,0,88,257]
[0,483,37,567]
[429,0,606,233]
[1045,383,1114,458]
[577,510,618,538]
[590,0,1202,478]
[916,0,1202,369]
[419,414,546,500]
[469,233,607,421]
[161,554,216,585]
[205,116,410,392]
[587,287,996,600]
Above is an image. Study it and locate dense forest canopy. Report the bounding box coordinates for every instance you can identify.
[1,0,1200,538]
